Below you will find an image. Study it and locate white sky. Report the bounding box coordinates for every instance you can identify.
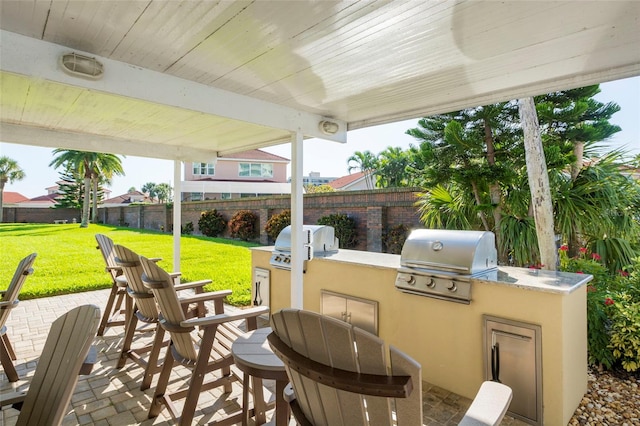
[1,76,639,199]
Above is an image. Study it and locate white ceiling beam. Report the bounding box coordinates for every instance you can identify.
[0,30,347,143]
[0,122,219,162]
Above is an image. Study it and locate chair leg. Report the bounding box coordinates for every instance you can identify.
[140,324,165,391]
[117,305,138,369]
[0,336,19,382]
[97,283,119,336]
[1,334,17,360]
[179,327,216,426]
[149,344,175,419]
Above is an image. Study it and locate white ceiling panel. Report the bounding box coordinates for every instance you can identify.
[1,0,638,161]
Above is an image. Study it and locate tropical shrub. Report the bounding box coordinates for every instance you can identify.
[265,210,291,242]
[198,209,227,237]
[229,210,258,241]
[317,213,357,249]
[382,224,409,254]
[181,221,194,235]
[560,245,640,371]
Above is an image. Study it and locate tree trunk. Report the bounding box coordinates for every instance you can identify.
[568,141,584,256]
[91,177,98,224]
[518,97,557,270]
[81,177,91,228]
[484,118,505,262]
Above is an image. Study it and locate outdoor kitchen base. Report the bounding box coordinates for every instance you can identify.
[252,246,591,426]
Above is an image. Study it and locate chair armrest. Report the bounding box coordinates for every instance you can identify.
[0,391,26,408]
[181,306,269,328]
[174,279,212,291]
[459,381,513,426]
[149,257,162,263]
[178,290,232,305]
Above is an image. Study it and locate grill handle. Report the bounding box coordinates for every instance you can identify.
[402,260,470,273]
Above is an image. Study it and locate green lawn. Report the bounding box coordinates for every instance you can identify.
[0,223,260,306]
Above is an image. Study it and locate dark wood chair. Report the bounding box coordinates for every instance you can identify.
[112,243,210,390]
[95,234,127,336]
[268,308,513,426]
[0,253,37,382]
[0,304,100,426]
[139,256,269,426]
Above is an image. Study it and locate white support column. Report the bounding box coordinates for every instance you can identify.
[173,161,182,272]
[290,131,304,309]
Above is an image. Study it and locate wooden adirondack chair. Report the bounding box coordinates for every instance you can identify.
[268,309,513,426]
[112,243,210,390]
[95,234,127,336]
[139,256,270,426]
[0,304,100,426]
[0,252,37,382]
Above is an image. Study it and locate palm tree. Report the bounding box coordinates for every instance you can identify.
[347,150,378,189]
[49,150,124,227]
[91,154,125,223]
[0,156,26,223]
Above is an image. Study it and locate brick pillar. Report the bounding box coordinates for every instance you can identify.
[259,208,270,245]
[367,206,383,252]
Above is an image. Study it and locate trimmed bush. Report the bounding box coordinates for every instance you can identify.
[382,224,409,254]
[317,213,357,249]
[265,209,291,242]
[198,209,227,237]
[181,221,194,235]
[229,210,258,241]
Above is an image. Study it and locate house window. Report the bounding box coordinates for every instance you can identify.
[190,192,203,201]
[238,163,273,178]
[221,193,231,200]
[193,162,215,176]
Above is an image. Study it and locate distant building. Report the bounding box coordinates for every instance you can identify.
[297,172,338,187]
[328,171,375,191]
[2,191,29,205]
[101,190,155,207]
[182,149,291,201]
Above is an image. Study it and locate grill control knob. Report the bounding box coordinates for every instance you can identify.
[447,281,457,292]
[426,278,436,288]
[403,275,416,286]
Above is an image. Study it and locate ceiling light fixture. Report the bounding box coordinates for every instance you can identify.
[60,52,104,80]
[319,120,340,135]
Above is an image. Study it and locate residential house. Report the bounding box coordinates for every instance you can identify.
[182,149,290,201]
[328,171,376,191]
[101,190,155,207]
[2,191,29,205]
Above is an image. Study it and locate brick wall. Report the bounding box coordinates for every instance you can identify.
[4,188,423,252]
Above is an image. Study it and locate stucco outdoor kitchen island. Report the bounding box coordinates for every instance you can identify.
[251,246,592,426]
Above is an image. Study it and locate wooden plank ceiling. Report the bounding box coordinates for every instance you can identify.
[1,0,639,161]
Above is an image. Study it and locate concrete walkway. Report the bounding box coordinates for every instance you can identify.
[1,289,526,425]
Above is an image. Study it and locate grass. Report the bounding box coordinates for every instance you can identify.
[0,223,261,306]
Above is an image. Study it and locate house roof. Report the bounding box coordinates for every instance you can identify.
[329,171,368,190]
[218,149,289,163]
[103,191,152,204]
[2,191,29,203]
[1,2,638,162]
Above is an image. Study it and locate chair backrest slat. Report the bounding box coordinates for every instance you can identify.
[0,253,37,328]
[17,305,100,426]
[95,234,121,283]
[113,245,158,320]
[270,309,421,426]
[139,256,197,362]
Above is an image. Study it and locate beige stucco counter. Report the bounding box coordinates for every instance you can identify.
[252,247,591,425]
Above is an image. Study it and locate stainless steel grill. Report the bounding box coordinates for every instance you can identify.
[270,225,339,270]
[395,229,497,303]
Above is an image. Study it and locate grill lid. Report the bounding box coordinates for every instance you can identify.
[273,225,339,254]
[400,229,497,276]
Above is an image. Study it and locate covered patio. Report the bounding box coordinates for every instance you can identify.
[1,290,530,426]
[1,1,640,425]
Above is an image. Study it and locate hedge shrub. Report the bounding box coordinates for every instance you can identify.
[229,210,258,241]
[317,213,357,249]
[265,210,291,242]
[198,209,227,237]
[382,224,409,254]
